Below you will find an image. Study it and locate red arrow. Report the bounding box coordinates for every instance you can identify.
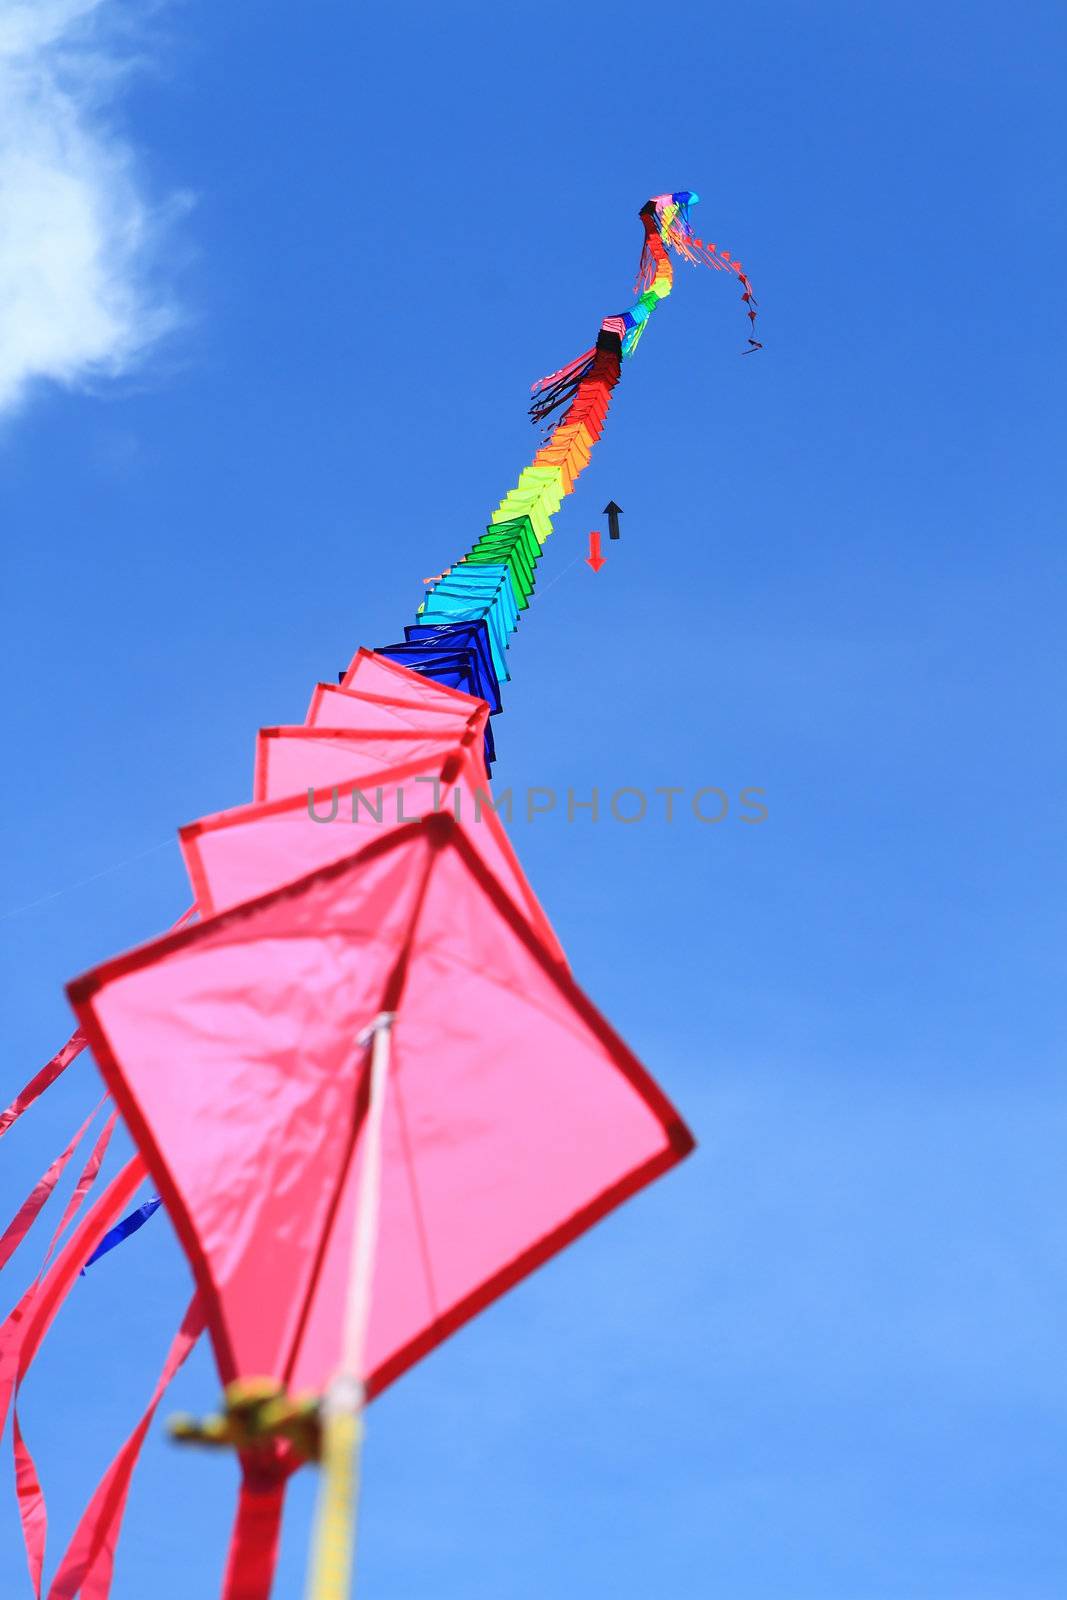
[586,529,606,573]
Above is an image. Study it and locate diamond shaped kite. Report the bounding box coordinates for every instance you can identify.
[69,813,692,1400]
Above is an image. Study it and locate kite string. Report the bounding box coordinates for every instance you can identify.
[0,837,174,925]
[304,1011,396,1600]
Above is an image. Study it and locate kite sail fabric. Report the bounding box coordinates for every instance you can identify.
[334,647,496,769]
[335,646,493,719]
[177,744,564,963]
[68,813,693,1402]
[402,622,502,705]
[253,728,470,804]
[307,678,488,740]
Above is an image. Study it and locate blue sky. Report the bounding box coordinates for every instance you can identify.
[1,0,1066,1594]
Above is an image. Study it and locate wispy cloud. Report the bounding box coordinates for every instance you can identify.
[0,0,186,417]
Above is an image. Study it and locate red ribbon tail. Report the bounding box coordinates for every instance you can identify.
[0,1032,88,1139]
[13,1409,46,1597]
[0,1102,103,1274]
[46,1294,205,1600]
[221,1467,288,1600]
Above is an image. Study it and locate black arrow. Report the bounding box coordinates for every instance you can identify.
[603,500,623,541]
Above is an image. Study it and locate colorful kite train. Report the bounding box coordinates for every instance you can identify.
[0,192,757,1599]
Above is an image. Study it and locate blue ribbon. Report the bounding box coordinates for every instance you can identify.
[82,1196,162,1272]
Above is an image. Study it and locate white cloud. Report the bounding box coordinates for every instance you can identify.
[0,0,184,416]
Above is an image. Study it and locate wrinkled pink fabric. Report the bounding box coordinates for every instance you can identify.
[179,746,564,966]
[306,681,486,746]
[339,648,488,721]
[254,728,467,804]
[69,815,693,1399]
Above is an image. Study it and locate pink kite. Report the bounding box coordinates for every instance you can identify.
[69,812,692,1401]
[253,727,474,804]
[179,745,564,965]
[305,679,487,745]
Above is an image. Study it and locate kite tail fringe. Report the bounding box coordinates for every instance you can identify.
[528,192,760,433]
[528,347,597,425]
[638,193,761,350]
[0,1032,88,1139]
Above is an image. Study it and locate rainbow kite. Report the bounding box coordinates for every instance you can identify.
[0,192,757,1600]
[406,191,758,716]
